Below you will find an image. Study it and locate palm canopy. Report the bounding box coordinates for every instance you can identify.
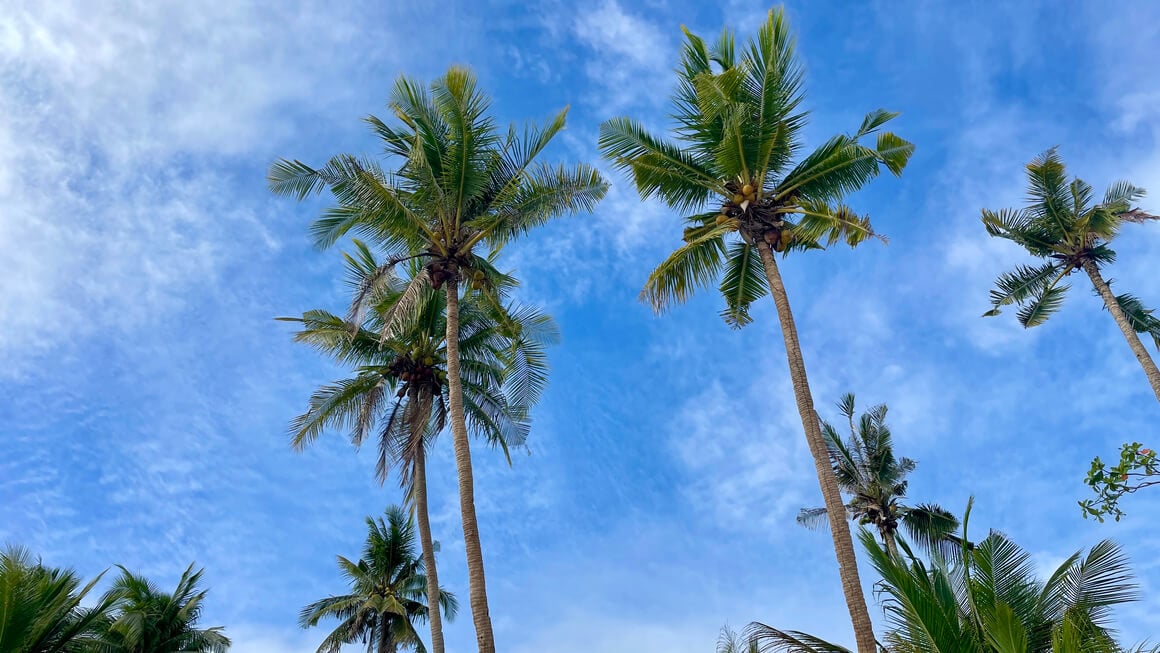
[300,507,458,653]
[598,8,913,326]
[94,564,229,653]
[280,243,558,490]
[268,65,606,294]
[796,394,961,557]
[747,506,1152,653]
[0,546,111,653]
[982,148,1160,340]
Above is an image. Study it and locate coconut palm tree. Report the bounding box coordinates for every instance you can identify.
[269,67,605,653]
[597,10,912,652]
[300,507,457,653]
[797,394,961,558]
[282,246,555,653]
[747,505,1152,653]
[983,148,1160,404]
[94,564,229,653]
[0,546,111,653]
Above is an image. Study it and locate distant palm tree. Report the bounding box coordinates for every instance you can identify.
[283,247,553,653]
[748,505,1152,653]
[300,507,457,653]
[983,148,1160,403]
[598,10,912,653]
[95,564,229,652]
[797,394,961,558]
[0,545,111,653]
[269,66,605,653]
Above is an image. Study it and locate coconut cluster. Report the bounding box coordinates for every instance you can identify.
[686,178,794,252]
[425,254,489,291]
[389,351,446,396]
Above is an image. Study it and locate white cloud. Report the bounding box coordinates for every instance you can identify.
[572,0,674,113]
[671,380,815,532]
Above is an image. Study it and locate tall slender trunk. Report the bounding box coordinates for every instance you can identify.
[412,446,445,653]
[881,527,899,559]
[1082,260,1160,404]
[444,278,496,653]
[756,242,876,653]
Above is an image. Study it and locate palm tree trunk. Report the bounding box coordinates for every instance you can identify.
[881,528,899,559]
[443,277,496,653]
[756,241,876,653]
[1082,260,1160,404]
[412,446,446,653]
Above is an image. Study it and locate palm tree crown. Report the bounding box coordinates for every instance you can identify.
[300,507,457,653]
[95,564,229,653]
[797,394,961,557]
[983,148,1160,402]
[282,246,555,487]
[0,546,111,653]
[599,9,913,327]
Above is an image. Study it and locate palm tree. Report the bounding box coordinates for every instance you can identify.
[797,394,961,558]
[282,246,555,653]
[94,564,229,652]
[983,148,1160,404]
[0,546,111,653]
[300,507,457,653]
[597,10,912,652]
[747,505,1152,653]
[269,66,606,653]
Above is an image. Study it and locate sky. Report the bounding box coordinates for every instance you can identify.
[2,1,1160,651]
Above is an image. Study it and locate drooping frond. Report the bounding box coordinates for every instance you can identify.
[744,622,852,653]
[1016,282,1070,328]
[640,221,732,313]
[718,241,767,327]
[1110,293,1160,349]
[984,262,1061,315]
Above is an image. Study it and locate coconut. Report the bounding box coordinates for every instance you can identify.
[732,194,744,204]
[715,215,729,227]
[742,183,754,196]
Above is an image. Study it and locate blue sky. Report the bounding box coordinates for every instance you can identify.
[3,1,1160,651]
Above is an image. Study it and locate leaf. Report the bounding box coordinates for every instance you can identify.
[988,262,1060,309]
[1016,283,1069,328]
[718,241,767,328]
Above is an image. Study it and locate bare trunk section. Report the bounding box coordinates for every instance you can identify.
[756,242,877,653]
[444,278,496,653]
[881,528,899,559]
[412,446,445,653]
[1082,260,1160,404]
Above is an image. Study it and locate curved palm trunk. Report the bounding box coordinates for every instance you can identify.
[443,278,496,653]
[756,242,876,653]
[412,446,445,653]
[1082,260,1160,404]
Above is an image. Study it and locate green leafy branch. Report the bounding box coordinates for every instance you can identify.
[1080,442,1160,522]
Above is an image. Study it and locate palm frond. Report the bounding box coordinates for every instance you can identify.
[640,224,729,313]
[718,241,767,327]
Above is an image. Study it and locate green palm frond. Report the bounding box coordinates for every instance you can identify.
[640,224,729,312]
[1110,293,1160,349]
[718,241,767,327]
[744,622,852,653]
[598,117,721,210]
[985,262,1061,315]
[1016,282,1070,328]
